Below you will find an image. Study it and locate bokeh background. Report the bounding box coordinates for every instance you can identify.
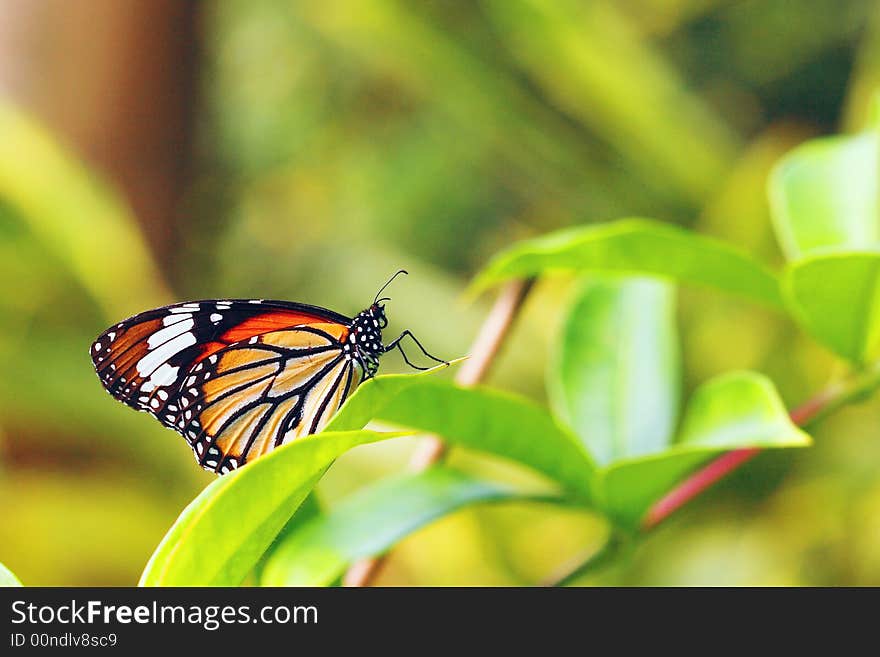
[1,0,880,586]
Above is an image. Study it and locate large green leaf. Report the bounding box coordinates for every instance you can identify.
[326,375,597,499]
[471,219,783,308]
[260,467,553,586]
[139,430,406,586]
[598,372,811,528]
[0,104,169,317]
[769,130,879,259]
[0,561,22,587]
[550,277,679,465]
[251,492,322,584]
[783,251,880,363]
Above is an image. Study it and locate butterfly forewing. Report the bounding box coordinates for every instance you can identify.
[90,299,362,473]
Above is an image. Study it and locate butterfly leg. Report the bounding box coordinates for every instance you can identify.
[385,330,448,371]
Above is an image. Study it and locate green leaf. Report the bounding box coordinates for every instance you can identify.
[0,561,22,587]
[783,251,880,363]
[260,466,550,586]
[251,492,322,584]
[769,130,880,260]
[550,277,680,465]
[471,218,783,308]
[139,430,406,586]
[784,252,880,362]
[598,372,811,528]
[676,372,808,448]
[327,375,597,499]
[0,104,169,317]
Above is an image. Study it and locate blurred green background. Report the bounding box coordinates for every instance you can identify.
[1,0,879,586]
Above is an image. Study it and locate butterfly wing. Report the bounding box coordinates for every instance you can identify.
[91,299,361,473]
[179,326,362,473]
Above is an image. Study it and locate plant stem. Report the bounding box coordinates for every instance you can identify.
[342,277,535,586]
[641,448,761,530]
[547,360,880,585]
[642,361,880,530]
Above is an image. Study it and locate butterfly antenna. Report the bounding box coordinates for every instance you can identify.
[374,269,408,304]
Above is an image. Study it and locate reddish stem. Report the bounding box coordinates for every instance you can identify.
[641,383,841,530]
[642,448,761,530]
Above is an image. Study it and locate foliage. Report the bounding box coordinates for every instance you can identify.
[141,430,407,586]
[259,466,550,586]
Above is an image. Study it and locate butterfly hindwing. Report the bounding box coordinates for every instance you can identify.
[176,326,362,473]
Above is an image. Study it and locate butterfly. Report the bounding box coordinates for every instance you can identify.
[90,271,444,475]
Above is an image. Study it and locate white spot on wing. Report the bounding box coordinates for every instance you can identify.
[148,363,179,388]
[136,332,197,377]
[163,313,191,326]
[210,313,223,323]
[147,318,194,349]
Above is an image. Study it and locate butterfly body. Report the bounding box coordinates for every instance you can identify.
[90,274,443,475]
[343,303,388,378]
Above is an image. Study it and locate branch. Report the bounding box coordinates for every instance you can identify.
[642,363,880,530]
[641,447,761,530]
[343,278,535,586]
[546,361,880,585]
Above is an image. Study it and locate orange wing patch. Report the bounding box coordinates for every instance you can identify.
[214,347,279,371]
[292,359,353,438]
[94,317,164,387]
[221,313,348,343]
[259,326,339,350]
[201,361,278,403]
[269,350,339,397]
[214,403,274,457]
[198,312,349,363]
[247,395,301,460]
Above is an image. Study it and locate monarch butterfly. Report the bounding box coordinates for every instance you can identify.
[90,271,444,475]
